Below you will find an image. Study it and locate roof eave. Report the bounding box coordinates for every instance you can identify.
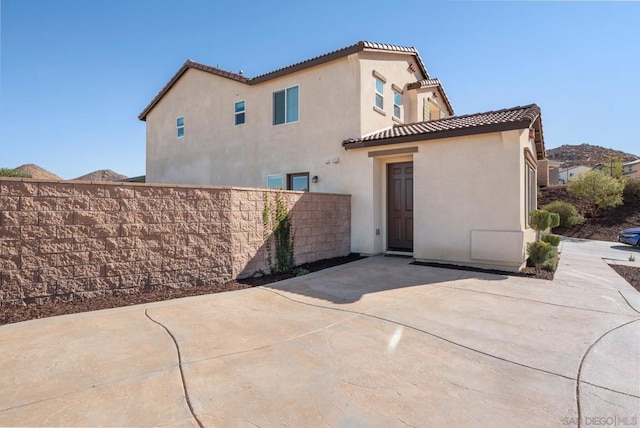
[343,120,534,150]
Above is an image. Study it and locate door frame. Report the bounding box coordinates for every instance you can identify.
[378,155,415,255]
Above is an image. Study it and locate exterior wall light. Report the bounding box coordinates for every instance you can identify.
[312,176,319,183]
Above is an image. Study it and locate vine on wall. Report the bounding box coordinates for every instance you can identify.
[262,191,295,273]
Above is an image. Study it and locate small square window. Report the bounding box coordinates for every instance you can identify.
[375,78,384,109]
[235,101,245,125]
[393,91,402,119]
[266,174,284,190]
[176,116,184,138]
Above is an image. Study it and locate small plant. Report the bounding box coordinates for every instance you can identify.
[293,267,310,277]
[541,234,561,247]
[542,200,583,227]
[0,168,30,178]
[530,210,560,241]
[527,241,554,274]
[630,253,636,262]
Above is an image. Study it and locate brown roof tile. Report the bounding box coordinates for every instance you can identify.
[343,104,546,159]
[406,78,455,115]
[139,41,432,120]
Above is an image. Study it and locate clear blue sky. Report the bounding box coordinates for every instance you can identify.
[1,0,638,179]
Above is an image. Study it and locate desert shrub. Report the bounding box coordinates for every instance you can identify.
[568,170,623,216]
[542,201,583,227]
[541,234,561,247]
[530,210,560,241]
[0,168,30,178]
[623,178,640,204]
[527,241,554,273]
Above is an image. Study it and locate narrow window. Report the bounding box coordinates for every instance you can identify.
[423,99,430,121]
[439,110,446,119]
[375,78,384,109]
[273,86,299,125]
[525,163,536,226]
[393,90,402,119]
[266,174,284,190]
[234,101,245,125]
[176,117,184,138]
[287,172,309,192]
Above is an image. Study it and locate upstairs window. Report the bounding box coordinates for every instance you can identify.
[393,90,402,119]
[422,99,430,121]
[273,86,299,125]
[375,78,384,110]
[176,117,184,138]
[288,172,309,192]
[234,101,245,125]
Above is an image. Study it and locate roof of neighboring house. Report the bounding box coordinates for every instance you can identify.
[139,41,433,121]
[559,165,593,173]
[342,104,546,160]
[623,158,640,166]
[406,78,454,116]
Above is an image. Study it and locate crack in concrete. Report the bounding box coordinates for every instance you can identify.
[144,309,204,428]
[259,288,640,399]
[443,285,637,316]
[617,290,640,314]
[575,318,640,428]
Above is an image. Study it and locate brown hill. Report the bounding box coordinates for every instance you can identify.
[14,164,62,180]
[73,170,128,182]
[547,144,638,168]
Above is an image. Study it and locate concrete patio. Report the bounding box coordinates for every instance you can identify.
[1,239,638,427]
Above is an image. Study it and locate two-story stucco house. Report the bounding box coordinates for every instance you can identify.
[139,41,546,271]
[622,159,640,178]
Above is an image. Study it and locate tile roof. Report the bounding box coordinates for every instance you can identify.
[406,78,455,115]
[139,41,432,120]
[343,104,546,159]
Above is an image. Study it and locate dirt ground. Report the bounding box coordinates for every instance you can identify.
[0,254,363,326]
[539,186,640,241]
[610,265,640,292]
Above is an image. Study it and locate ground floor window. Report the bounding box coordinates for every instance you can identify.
[266,174,283,190]
[287,172,309,191]
[525,160,536,226]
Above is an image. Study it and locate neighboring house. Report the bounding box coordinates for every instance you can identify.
[139,41,546,271]
[558,165,591,184]
[537,159,562,187]
[622,159,640,178]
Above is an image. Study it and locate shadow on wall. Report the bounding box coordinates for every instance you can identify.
[261,256,508,304]
[235,190,352,279]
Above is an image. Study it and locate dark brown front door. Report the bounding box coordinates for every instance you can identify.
[387,162,414,251]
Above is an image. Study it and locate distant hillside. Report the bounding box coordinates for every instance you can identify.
[14,164,62,180]
[73,170,128,182]
[547,144,638,168]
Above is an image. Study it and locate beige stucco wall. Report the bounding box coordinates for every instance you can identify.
[144,50,535,270]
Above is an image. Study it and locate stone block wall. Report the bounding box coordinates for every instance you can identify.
[0,179,351,304]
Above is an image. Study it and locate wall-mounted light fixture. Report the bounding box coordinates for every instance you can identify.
[311,176,318,183]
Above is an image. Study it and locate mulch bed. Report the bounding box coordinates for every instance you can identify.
[0,254,363,326]
[609,265,640,292]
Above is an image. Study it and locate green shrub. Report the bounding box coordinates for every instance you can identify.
[529,210,560,240]
[0,168,30,178]
[542,247,559,272]
[541,234,561,247]
[542,200,583,227]
[623,178,640,203]
[568,170,624,216]
[527,241,554,273]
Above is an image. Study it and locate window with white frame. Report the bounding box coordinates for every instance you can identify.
[176,116,184,138]
[375,78,384,110]
[234,101,245,125]
[423,99,430,121]
[273,86,299,125]
[393,90,402,119]
[266,174,284,190]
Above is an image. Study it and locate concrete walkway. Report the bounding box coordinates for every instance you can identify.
[1,240,638,427]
